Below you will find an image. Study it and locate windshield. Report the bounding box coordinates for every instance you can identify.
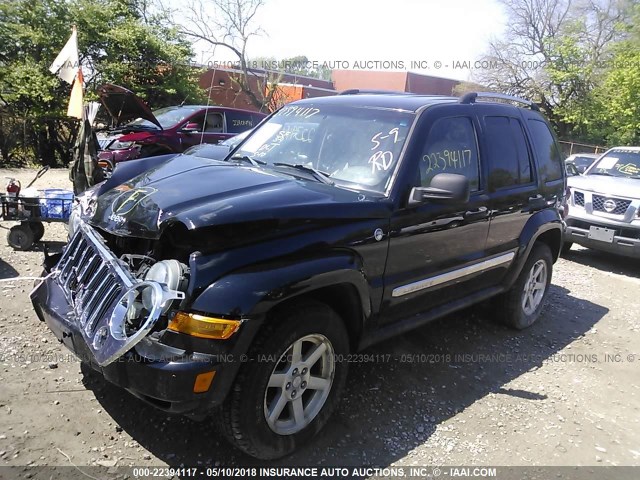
[235,104,414,192]
[588,149,640,178]
[572,155,597,168]
[128,106,201,129]
[182,143,229,160]
[221,129,251,147]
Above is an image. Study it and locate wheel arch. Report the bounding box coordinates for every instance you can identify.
[502,209,563,289]
[266,283,365,352]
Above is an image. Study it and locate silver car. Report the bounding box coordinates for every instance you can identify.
[564,146,640,258]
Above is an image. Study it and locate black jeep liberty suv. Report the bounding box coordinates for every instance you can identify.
[31,91,566,459]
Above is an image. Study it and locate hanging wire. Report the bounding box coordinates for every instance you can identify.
[200,44,219,145]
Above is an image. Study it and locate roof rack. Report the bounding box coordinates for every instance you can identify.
[339,89,413,96]
[459,92,540,111]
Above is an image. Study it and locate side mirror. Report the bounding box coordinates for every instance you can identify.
[181,122,200,133]
[408,173,470,207]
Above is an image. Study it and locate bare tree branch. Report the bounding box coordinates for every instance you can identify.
[474,0,625,135]
[161,0,282,110]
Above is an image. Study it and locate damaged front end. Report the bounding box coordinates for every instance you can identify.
[30,219,251,415]
[42,221,185,366]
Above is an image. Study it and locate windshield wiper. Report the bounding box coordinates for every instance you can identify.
[229,154,267,166]
[589,171,613,176]
[273,163,334,185]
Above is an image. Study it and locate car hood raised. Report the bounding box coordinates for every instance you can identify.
[568,174,640,199]
[90,157,390,239]
[97,84,162,129]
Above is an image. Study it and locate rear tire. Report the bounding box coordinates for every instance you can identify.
[495,243,553,330]
[216,300,349,459]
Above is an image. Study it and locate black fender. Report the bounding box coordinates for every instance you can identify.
[190,253,372,322]
[503,208,563,289]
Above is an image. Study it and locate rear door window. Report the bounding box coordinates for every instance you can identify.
[225,110,257,133]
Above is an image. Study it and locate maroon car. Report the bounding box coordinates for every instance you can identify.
[97,84,266,165]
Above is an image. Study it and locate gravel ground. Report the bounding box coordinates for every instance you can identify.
[0,168,639,472]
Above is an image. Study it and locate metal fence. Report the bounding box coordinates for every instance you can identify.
[558,140,607,157]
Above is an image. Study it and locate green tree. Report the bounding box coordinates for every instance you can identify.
[578,3,640,145]
[0,0,204,165]
[474,0,628,139]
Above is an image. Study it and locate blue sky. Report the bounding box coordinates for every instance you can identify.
[191,0,507,82]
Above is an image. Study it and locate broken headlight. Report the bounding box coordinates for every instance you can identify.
[144,259,188,313]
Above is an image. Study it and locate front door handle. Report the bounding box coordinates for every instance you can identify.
[464,206,488,219]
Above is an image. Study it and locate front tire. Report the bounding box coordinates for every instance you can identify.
[496,243,553,329]
[216,300,349,459]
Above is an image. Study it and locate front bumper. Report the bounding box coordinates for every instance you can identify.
[31,275,243,415]
[565,205,640,258]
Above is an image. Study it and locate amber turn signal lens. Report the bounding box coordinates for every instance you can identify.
[193,371,216,393]
[168,312,241,340]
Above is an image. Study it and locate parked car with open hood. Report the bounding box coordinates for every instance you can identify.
[96,84,265,165]
[32,91,565,459]
[565,146,640,257]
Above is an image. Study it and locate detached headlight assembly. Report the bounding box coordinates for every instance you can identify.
[144,260,189,313]
[109,281,185,342]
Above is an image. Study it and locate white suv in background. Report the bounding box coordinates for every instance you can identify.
[565,146,640,258]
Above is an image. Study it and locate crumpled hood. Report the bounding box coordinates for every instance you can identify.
[90,157,390,238]
[568,174,640,199]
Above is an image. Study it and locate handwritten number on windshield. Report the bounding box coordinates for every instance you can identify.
[370,128,400,150]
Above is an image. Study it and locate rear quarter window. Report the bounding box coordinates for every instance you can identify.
[225,111,258,133]
[527,119,563,183]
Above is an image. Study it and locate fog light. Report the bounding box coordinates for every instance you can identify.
[194,371,216,393]
[168,312,241,340]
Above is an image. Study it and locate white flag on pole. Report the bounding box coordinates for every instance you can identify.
[49,28,79,84]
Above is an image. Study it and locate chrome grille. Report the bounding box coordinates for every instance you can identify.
[592,195,630,215]
[53,222,137,365]
[574,191,585,207]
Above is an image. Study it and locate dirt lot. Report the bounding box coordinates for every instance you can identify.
[0,168,639,472]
